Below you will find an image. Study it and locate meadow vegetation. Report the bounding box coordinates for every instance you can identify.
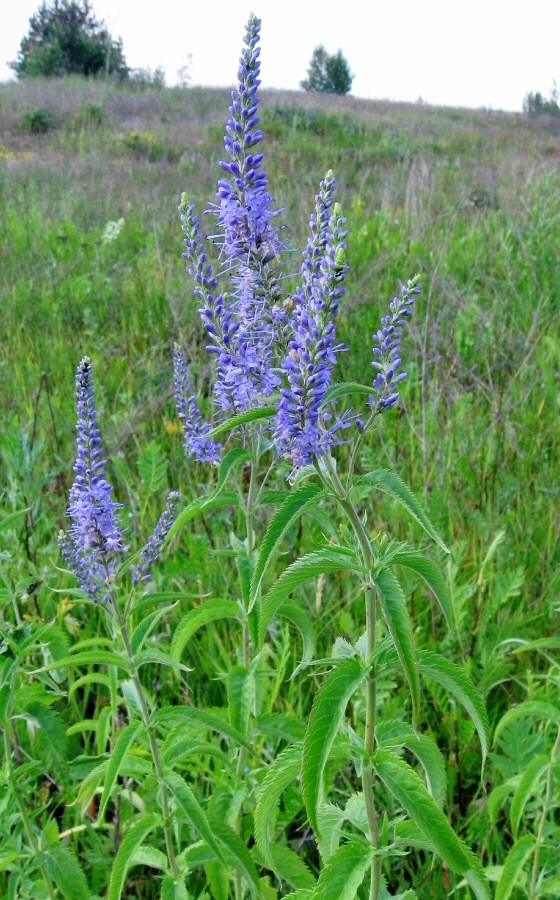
[0,48,559,900]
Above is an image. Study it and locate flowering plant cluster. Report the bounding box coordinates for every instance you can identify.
[48,14,492,900]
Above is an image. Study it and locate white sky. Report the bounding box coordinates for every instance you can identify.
[1,0,558,111]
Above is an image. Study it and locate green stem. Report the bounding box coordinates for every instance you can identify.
[234,447,260,900]
[4,719,57,899]
[530,726,560,898]
[110,597,179,879]
[322,455,382,900]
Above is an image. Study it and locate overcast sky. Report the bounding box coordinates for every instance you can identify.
[1,0,558,111]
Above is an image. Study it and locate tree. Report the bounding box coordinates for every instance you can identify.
[9,1,128,79]
[301,45,353,95]
[523,83,559,117]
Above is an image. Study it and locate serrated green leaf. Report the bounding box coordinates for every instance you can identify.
[107,814,160,900]
[207,405,276,438]
[303,657,365,835]
[161,737,235,771]
[160,875,190,899]
[207,816,261,896]
[277,598,316,675]
[377,721,446,808]
[228,665,254,737]
[255,745,303,871]
[216,447,251,493]
[494,701,560,745]
[98,722,142,823]
[167,492,238,541]
[375,568,420,726]
[487,780,518,824]
[388,548,453,627]
[33,650,129,674]
[373,749,490,899]
[311,838,373,900]
[134,647,190,672]
[0,508,30,533]
[510,754,549,838]
[268,845,316,891]
[41,842,91,899]
[130,603,178,655]
[138,441,167,496]
[250,484,325,608]
[321,382,374,406]
[154,706,253,753]
[354,470,449,552]
[130,845,168,871]
[259,548,364,645]
[171,598,242,660]
[417,650,489,769]
[495,835,535,900]
[163,771,226,865]
[68,672,112,699]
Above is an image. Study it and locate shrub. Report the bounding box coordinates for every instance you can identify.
[20,107,57,133]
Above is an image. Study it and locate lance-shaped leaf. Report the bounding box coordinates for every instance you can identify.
[373,749,490,900]
[206,816,261,897]
[42,842,91,900]
[153,706,254,755]
[215,447,251,493]
[354,469,449,552]
[164,771,226,865]
[207,405,277,438]
[250,483,325,610]
[171,598,242,660]
[387,546,453,627]
[493,701,560,745]
[277,598,316,675]
[259,547,364,644]
[320,381,374,406]
[495,835,535,900]
[108,814,161,900]
[303,658,365,835]
[167,492,238,541]
[33,650,130,675]
[227,665,254,737]
[376,720,446,808]
[98,722,142,823]
[417,650,490,770]
[510,754,549,839]
[310,838,374,900]
[255,745,303,871]
[375,568,420,726]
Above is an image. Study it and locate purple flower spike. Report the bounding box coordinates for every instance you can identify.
[173,344,222,463]
[132,491,180,584]
[212,14,283,267]
[275,171,350,467]
[370,275,420,412]
[61,357,123,601]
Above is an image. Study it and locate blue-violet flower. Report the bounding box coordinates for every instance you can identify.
[370,275,420,411]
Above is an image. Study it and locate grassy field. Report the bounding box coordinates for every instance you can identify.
[1,75,559,898]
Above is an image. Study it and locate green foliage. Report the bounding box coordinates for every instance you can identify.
[1,52,559,900]
[10,0,128,79]
[21,106,57,133]
[301,46,354,95]
[523,84,560,116]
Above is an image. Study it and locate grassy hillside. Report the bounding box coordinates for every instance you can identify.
[1,75,559,898]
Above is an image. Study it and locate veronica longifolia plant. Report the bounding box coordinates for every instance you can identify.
[54,16,491,900]
[172,14,491,900]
